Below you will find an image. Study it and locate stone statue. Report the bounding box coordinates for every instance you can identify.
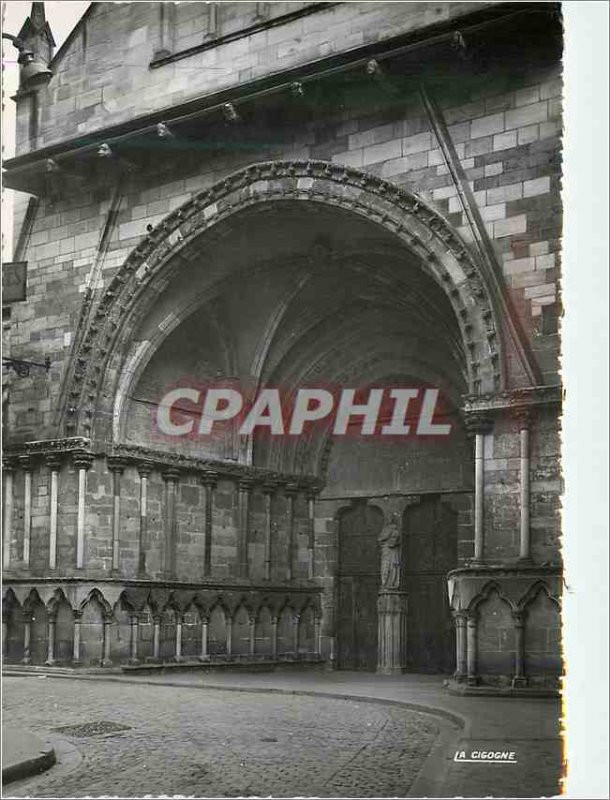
[379,513,402,589]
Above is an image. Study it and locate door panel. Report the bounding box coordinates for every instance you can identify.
[337,503,382,671]
[403,497,457,674]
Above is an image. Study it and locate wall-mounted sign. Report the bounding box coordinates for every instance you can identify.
[2,261,27,304]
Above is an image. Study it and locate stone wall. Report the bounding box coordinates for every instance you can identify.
[17,1,493,154]
[5,55,562,441]
[3,2,564,685]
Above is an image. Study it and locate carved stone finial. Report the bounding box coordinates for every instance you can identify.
[156,122,174,139]
[222,103,240,123]
[290,81,304,98]
[366,58,383,77]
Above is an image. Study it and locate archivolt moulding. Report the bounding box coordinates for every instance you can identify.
[62,160,506,442]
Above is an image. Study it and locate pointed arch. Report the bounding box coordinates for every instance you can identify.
[78,587,113,616]
[208,597,229,656]
[468,580,517,614]
[3,589,25,663]
[517,580,561,613]
[47,587,72,616]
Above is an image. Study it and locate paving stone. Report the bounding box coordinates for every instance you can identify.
[3,676,438,798]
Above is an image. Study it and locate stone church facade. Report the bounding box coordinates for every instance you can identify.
[2,2,563,690]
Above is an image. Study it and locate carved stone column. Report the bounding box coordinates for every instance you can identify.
[45,614,56,665]
[137,463,153,578]
[285,484,299,582]
[512,611,528,688]
[465,415,493,564]
[376,496,418,674]
[377,590,408,674]
[129,615,139,664]
[152,615,161,661]
[102,614,113,667]
[292,612,300,655]
[2,459,16,569]
[454,611,467,681]
[199,614,210,662]
[174,615,183,662]
[262,482,275,581]
[306,489,318,581]
[74,452,93,569]
[466,612,479,685]
[515,410,533,562]
[19,456,33,566]
[249,612,256,656]
[314,613,322,656]
[107,457,126,573]
[162,469,180,580]
[237,478,254,579]
[200,472,218,577]
[22,616,31,665]
[226,614,233,657]
[271,615,279,659]
[47,456,61,570]
[72,611,82,664]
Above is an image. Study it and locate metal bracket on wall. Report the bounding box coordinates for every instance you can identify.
[3,356,51,377]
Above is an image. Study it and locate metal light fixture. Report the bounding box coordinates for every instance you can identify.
[2,32,53,90]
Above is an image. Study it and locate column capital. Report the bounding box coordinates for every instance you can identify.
[137,460,154,478]
[73,451,94,471]
[464,413,494,436]
[45,454,63,470]
[403,494,422,509]
[199,470,219,488]
[161,467,181,483]
[17,455,34,471]
[510,406,535,428]
[512,609,525,626]
[262,480,279,496]
[107,456,127,474]
[2,457,17,473]
[238,476,255,493]
[284,482,300,498]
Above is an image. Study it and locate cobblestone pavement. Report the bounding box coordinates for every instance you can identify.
[3,676,440,798]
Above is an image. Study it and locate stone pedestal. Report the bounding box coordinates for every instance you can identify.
[377,590,407,675]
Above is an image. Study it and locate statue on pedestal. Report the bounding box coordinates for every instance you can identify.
[379,512,402,589]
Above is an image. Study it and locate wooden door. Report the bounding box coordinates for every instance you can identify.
[337,503,382,670]
[403,496,457,674]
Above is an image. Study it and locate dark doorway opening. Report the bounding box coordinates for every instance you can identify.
[403,496,457,674]
[337,502,382,670]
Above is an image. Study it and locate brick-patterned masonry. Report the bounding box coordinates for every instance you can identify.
[3,2,562,687]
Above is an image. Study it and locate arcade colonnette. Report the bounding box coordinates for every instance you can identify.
[2,2,563,690]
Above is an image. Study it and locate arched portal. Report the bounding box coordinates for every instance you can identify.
[64,161,505,445]
[69,161,497,674]
[105,198,474,474]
